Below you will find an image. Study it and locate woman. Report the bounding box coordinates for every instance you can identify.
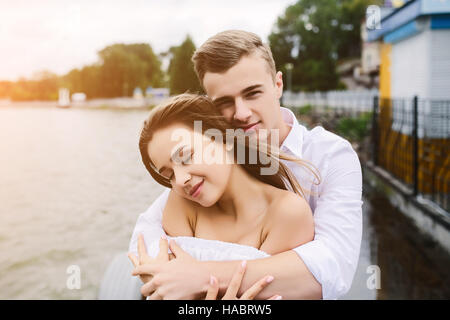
[130,93,320,299]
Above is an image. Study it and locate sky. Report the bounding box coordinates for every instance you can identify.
[0,0,296,81]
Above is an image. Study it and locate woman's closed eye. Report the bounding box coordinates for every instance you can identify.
[181,150,194,164]
[164,150,194,180]
[160,168,174,181]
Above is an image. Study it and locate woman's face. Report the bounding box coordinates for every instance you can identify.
[147,122,233,207]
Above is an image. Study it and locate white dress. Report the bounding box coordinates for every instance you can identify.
[146,236,270,261]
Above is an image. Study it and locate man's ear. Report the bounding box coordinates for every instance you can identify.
[275,71,283,99]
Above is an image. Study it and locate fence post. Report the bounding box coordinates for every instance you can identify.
[372,95,379,166]
[412,95,419,196]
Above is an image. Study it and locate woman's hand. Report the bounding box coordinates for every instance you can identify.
[205,260,282,300]
[128,233,169,284]
[131,238,206,299]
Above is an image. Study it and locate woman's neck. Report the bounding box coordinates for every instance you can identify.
[215,164,270,221]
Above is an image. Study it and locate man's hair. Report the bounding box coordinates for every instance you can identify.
[192,30,277,85]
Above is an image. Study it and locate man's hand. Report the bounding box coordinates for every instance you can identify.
[205,260,281,300]
[128,233,169,284]
[132,239,209,300]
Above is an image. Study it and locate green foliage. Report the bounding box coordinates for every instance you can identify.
[337,81,348,90]
[97,43,164,98]
[336,112,372,142]
[62,65,102,99]
[168,35,203,95]
[269,0,382,92]
[298,104,313,115]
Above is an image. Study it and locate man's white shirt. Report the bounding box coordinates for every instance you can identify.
[128,107,363,299]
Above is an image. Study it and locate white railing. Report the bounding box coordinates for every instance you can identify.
[282,89,378,113]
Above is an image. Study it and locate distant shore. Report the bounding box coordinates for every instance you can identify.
[0,97,158,110]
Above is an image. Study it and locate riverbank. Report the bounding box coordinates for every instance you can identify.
[0,98,156,110]
[363,162,450,254]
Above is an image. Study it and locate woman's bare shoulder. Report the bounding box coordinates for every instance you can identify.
[267,188,311,220]
[260,189,314,255]
[162,190,197,237]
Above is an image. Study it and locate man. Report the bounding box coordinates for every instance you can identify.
[129,30,362,299]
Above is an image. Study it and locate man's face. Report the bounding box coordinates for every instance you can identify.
[202,52,284,140]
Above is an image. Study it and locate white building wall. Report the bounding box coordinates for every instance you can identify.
[362,42,381,74]
[390,28,449,138]
[391,29,430,99]
[430,29,450,99]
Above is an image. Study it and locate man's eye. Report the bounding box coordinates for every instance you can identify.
[216,101,233,109]
[247,91,261,98]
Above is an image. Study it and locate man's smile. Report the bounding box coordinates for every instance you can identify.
[240,121,261,133]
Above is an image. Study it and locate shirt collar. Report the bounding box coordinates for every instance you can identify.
[280,107,303,159]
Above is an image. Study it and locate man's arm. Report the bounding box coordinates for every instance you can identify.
[292,137,363,299]
[201,250,322,300]
[128,188,170,258]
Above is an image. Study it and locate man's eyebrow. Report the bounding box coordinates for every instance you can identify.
[212,84,263,104]
[240,84,263,95]
[157,145,186,174]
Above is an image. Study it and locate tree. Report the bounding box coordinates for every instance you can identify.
[0,81,13,98]
[98,43,164,97]
[168,35,203,95]
[4,42,165,101]
[269,0,381,92]
[9,71,60,101]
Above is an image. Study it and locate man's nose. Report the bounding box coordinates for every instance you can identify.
[233,98,252,123]
[173,167,191,188]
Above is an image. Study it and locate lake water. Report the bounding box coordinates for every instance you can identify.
[0,106,448,299]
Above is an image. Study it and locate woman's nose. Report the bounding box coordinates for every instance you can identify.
[173,167,191,187]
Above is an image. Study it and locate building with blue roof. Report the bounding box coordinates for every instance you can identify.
[367,0,450,99]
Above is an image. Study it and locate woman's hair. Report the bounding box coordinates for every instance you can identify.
[139,93,320,199]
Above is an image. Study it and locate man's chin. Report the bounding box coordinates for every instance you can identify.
[248,128,271,142]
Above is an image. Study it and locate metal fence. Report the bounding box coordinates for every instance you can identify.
[373,96,450,212]
[286,92,450,213]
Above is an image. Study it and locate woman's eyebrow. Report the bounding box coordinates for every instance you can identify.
[157,145,186,174]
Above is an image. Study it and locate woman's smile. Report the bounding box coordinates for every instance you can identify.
[190,179,204,198]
